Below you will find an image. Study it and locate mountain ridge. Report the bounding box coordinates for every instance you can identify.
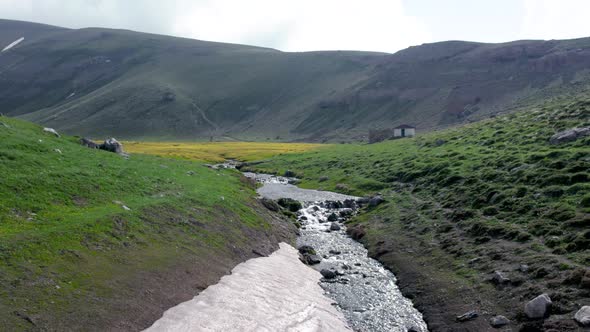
[2,19,590,141]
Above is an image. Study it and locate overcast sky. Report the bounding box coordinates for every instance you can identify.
[2,0,590,53]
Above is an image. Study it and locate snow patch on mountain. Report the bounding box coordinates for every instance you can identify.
[2,37,24,52]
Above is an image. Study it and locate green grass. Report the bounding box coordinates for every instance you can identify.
[0,117,275,329]
[248,94,590,263]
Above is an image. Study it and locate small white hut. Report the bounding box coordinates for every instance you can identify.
[393,124,416,137]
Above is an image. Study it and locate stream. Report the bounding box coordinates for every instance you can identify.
[146,169,427,332]
[244,172,427,332]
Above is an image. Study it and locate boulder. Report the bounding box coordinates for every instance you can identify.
[284,170,296,177]
[549,127,590,144]
[524,293,552,319]
[327,213,338,222]
[320,269,337,279]
[330,222,341,231]
[574,306,590,327]
[298,245,316,255]
[369,195,385,207]
[43,127,60,137]
[489,315,510,328]
[80,137,99,149]
[277,198,302,212]
[99,138,124,154]
[260,198,280,212]
[347,225,366,240]
[343,199,357,209]
[491,271,511,285]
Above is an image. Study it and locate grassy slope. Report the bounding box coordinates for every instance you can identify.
[248,94,590,329]
[0,117,293,331]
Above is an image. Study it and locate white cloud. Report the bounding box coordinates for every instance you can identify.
[173,0,432,53]
[0,0,431,53]
[520,0,590,40]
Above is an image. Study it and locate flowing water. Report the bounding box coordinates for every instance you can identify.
[146,168,427,332]
[245,172,428,332]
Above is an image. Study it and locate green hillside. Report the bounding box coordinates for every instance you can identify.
[0,116,293,331]
[3,19,590,141]
[247,92,590,329]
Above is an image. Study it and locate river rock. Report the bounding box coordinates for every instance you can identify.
[575,306,590,326]
[343,199,357,209]
[339,208,354,217]
[284,170,296,177]
[99,138,124,154]
[327,213,338,222]
[277,198,302,212]
[298,245,316,255]
[489,315,510,328]
[320,269,337,279]
[456,310,478,322]
[524,293,552,319]
[549,127,590,144]
[304,254,322,265]
[43,127,60,137]
[330,222,341,231]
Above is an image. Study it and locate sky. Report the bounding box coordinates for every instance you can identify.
[2,0,590,53]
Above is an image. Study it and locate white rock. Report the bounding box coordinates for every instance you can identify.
[43,127,60,137]
[524,293,552,319]
[575,306,590,326]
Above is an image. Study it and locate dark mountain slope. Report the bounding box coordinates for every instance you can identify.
[2,19,590,141]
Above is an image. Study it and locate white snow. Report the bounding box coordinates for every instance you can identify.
[1,37,24,53]
[144,243,351,332]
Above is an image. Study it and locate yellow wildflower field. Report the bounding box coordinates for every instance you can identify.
[123,141,327,162]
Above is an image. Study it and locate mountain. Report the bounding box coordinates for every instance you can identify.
[2,19,590,141]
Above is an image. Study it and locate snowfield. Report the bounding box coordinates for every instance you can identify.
[144,243,350,332]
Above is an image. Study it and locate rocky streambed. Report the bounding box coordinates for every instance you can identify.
[244,172,427,332]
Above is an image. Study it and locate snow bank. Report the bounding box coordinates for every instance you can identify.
[2,37,24,52]
[144,243,351,332]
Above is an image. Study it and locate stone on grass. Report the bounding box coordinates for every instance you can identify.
[574,306,590,326]
[489,315,510,328]
[524,293,552,319]
[549,127,590,144]
[456,310,478,322]
[491,271,511,285]
[43,127,60,137]
[99,138,124,154]
[369,195,385,207]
